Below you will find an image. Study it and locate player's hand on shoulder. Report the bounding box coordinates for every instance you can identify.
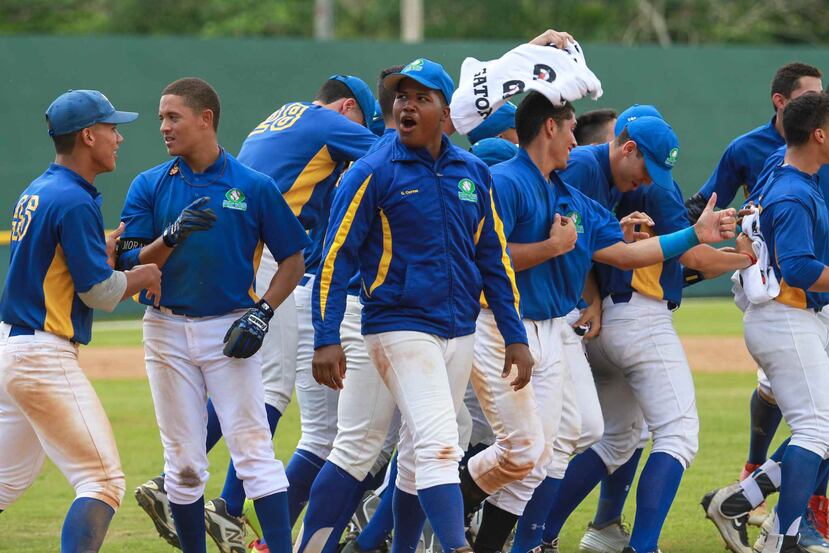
[312,345,347,390]
[128,263,162,306]
[619,211,654,242]
[106,222,126,269]
[693,193,737,243]
[162,196,218,248]
[502,342,534,391]
[223,299,274,359]
[548,213,577,257]
[529,28,575,48]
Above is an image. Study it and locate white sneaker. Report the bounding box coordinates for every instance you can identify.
[579,518,630,552]
[205,497,247,553]
[701,484,752,553]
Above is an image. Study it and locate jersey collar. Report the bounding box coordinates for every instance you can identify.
[391,133,465,165]
[172,147,228,186]
[50,163,100,198]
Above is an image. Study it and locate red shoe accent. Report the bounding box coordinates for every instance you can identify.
[809,495,829,539]
[740,463,762,481]
[249,539,271,552]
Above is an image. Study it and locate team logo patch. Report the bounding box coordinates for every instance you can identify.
[223,188,248,211]
[458,178,478,203]
[665,147,679,167]
[566,211,585,233]
[406,59,425,72]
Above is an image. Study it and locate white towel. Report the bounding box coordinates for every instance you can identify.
[730,210,780,310]
[450,42,603,136]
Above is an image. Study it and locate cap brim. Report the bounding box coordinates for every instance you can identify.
[99,110,139,125]
[643,156,673,190]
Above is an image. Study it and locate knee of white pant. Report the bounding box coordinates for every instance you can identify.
[296,426,337,461]
[165,464,208,504]
[0,479,34,510]
[395,455,417,496]
[545,450,569,480]
[77,473,126,511]
[225,429,289,499]
[576,414,604,455]
[651,423,699,469]
[328,430,386,481]
[413,444,464,491]
[470,428,546,492]
[263,392,290,417]
[591,430,641,474]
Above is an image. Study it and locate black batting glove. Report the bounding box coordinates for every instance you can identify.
[223,299,274,359]
[162,196,218,247]
[684,192,708,225]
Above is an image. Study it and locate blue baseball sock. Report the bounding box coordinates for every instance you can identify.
[170,496,207,553]
[221,404,282,518]
[511,477,561,553]
[747,389,783,465]
[286,449,326,524]
[814,459,829,497]
[205,398,223,452]
[254,492,292,553]
[628,453,684,553]
[778,445,822,536]
[595,448,643,526]
[770,437,791,463]
[543,449,608,542]
[357,456,398,550]
[61,497,115,553]
[418,484,468,551]
[294,461,362,553]
[392,487,427,553]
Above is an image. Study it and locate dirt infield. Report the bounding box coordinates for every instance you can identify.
[79,336,754,380]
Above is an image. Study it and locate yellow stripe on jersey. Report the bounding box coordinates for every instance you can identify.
[775,279,808,309]
[285,145,337,220]
[630,226,665,300]
[248,240,265,302]
[319,174,373,320]
[42,245,75,340]
[369,209,393,294]
[473,217,485,246]
[488,189,521,316]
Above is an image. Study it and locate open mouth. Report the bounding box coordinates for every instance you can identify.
[400,115,417,131]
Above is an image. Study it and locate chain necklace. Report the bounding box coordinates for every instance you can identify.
[169,147,228,187]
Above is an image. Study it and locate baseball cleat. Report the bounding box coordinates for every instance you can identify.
[540,539,560,553]
[340,536,388,553]
[810,496,829,539]
[701,486,752,553]
[755,532,809,552]
[740,464,769,526]
[579,517,631,552]
[798,510,829,553]
[620,548,663,553]
[205,497,248,553]
[242,498,263,539]
[422,519,443,553]
[249,538,270,552]
[134,476,181,549]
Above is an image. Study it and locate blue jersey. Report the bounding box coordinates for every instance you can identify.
[558,143,620,211]
[698,116,784,208]
[597,181,688,305]
[759,165,829,310]
[0,164,113,344]
[747,145,829,206]
[493,149,623,320]
[313,134,526,348]
[121,150,310,317]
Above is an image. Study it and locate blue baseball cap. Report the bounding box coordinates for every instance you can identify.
[614,104,663,136]
[330,74,377,128]
[470,137,518,167]
[383,58,455,105]
[369,100,385,136]
[625,116,679,190]
[467,102,517,144]
[45,89,138,136]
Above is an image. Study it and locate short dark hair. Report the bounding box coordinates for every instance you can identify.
[771,63,822,106]
[515,91,574,146]
[315,78,356,106]
[575,108,617,145]
[161,77,221,131]
[782,92,829,147]
[613,128,644,157]
[377,65,404,120]
[51,131,79,155]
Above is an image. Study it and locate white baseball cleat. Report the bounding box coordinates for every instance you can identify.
[701,484,752,553]
[579,518,631,552]
[205,497,248,553]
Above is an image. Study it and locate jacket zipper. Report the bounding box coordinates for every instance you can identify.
[434,160,455,337]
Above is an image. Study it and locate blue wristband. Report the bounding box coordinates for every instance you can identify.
[658,226,700,260]
[116,247,142,271]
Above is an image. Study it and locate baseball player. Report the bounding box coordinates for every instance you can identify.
[739,91,829,553]
[117,77,309,553]
[0,89,161,553]
[460,95,742,553]
[312,57,533,553]
[574,109,618,146]
[526,106,750,553]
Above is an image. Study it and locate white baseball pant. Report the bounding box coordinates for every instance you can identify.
[465,381,495,448]
[143,308,287,505]
[744,301,829,457]
[256,247,298,415]
[364,331,474,495]
[0,323,125,511]
[468,309,565,516]
[586,293,699,473]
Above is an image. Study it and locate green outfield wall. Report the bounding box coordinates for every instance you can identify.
[1,35,826,313]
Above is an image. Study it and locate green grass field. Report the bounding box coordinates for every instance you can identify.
[0,298,769,552]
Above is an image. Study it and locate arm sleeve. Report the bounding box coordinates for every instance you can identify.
[491,172,522,238]
[119,174,157,240]
[325,117,378,162]
[259,177,312,261]
[58,202,114,293]
[770,200,825,290]
[78,270,127,312]
[313,163,379,348]
[697,143,743,208]
[475,181,528,345]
